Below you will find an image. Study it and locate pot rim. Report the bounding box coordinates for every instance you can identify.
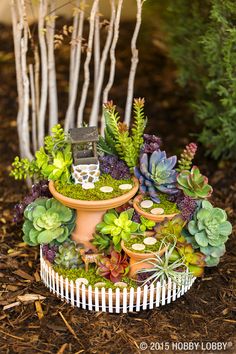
[121,240,167,260]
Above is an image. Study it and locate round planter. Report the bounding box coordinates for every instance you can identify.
[121,240,167,278]
[49,178,139,250]
[133,194,179,222]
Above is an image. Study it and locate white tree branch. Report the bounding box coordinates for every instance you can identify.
[29,64,37,153]
[93,6,100,90]
[69,1,80,102]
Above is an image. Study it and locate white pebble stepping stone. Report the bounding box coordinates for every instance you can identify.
[150,207,165,215]
[94,282,106,288]
[76,278,89,285]
[100,186,113,193]
[132,243,145,251]
[140,200,153,209]
[119,183,133,190]
[82,182,95,190]
[143,237,157,245]
[114,282,128,288]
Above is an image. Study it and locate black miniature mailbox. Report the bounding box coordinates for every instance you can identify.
[69,127,99,165]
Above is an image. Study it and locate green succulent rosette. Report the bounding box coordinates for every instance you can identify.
[23,198,75,246]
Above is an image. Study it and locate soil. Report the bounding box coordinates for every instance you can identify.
[0,19,236,354]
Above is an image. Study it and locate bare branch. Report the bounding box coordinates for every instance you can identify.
[69,1,80,102]
[29,64,38,153]
[93,6,100,89]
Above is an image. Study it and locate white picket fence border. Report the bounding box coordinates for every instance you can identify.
[40,248,196,313]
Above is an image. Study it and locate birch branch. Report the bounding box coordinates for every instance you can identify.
[64,0,86,131]
[93,6,100,90]
[34,44,40,148]
[89,0,116,127]
[38,0,48,146]
[46,0,58,131]
[69,2,80,102]
[77,0,99,127]
[124,0,143,126]
[29,64,37,153]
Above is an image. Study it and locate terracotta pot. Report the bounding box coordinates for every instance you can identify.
[49,178,139,249]
[121,240,167,278]
[133,194,179,223]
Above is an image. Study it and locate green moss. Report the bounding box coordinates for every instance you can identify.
[124,235,162,253]
[53,265,137,289]
[55,174,134,201]
[140,194,179,215]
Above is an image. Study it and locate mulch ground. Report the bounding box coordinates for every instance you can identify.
[0,19,236,354]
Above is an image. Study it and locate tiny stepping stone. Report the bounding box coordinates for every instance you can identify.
[94,282,106,288]
[114,282,127,288]
[119,183,133,190]
[143,237,157,245]
[150,207,165,215]
[82,182,95,190]
[140,200,153,209]
[132,243,145,251]
[76,278,89,285]
[100,186,113,193]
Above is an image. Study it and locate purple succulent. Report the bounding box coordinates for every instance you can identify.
[99,155,131,180]
[142,134,161,154]
[177,196,197,221]
[136,270,155,286]
[42,244,58,263]
[132,211,141,223]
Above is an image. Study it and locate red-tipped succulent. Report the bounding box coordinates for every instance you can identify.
[97,250,129,283]
[177,142,198,172]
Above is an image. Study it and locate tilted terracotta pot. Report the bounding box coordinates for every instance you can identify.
[133,194,179,223]
[49,178,139,250]
[121,241,167,278]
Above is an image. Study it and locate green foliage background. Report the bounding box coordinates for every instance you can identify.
[147,0,236,160]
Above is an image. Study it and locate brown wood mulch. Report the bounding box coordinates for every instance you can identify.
[0,20,236,354]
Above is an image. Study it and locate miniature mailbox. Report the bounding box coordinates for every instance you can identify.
[69,127,100,185]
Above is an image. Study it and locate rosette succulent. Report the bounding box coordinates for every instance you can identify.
[186,201,232,266]
[23,198,75,246]
[142,134,161,154]
[97,250,129,283]
[134,150,179,203]
[54,240,83,269]
[177,166,213,199]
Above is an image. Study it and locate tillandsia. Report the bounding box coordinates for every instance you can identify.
[177,143,198,172]
[23,198,75,246]
[185,200,232,266]
[99,155,131,180]
[98,98,147,169]
[10,125,72,184]
[134,150,179,203]
[96,209,139,252]
[54,240,83,269]
[96,250,129,283]
[177,166,213,199]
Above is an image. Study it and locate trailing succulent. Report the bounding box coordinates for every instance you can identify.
[96,209,139,252]
[23,198,75,246]
[98,99,147,169]
[135,150,179,203]
[97,250,129,283]
[184,201,232,266]
[54,240,83,269]
[177,166,213,199]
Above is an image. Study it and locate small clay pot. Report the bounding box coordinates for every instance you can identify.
[121,240,167,278]
[49,178,139,250]
[133,194,179,223]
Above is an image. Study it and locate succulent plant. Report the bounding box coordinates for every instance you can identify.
[134,150,179,203]
[176,243,206,277]
[92,233,112,253]
[42,243,59,263]
[96,209,139,252]
[186,201,232,266]
[177,142,198,172]
[139,216,156,232]
[23,198,75,246]
[177,196,198,221]
[99,155,131,180]
[155,216,186,243]
[177,166,213,199]
[142,134,161,154]
[54,240,83,269]
[96,250,129,283]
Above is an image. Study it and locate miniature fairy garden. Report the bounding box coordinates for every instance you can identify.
[11,98,233,296]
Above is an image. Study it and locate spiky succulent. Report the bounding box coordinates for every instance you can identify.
[185,201,232,266]
[177,142,198,172]
[99,155,131,180]
[177,166,213,199]
[134,150,179,203]
[23,198,75,246]
[96,250,129,283]
[54,240,83,269]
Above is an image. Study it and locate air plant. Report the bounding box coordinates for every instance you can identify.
[177,166,213,199]
[134,150,179,203]
[177,142,198,172]
[96,250,129,283]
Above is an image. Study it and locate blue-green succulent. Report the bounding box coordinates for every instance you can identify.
[54,240,83,269]
[23,198,75,246]
[185,201,232,266]
[134,150,178,203]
